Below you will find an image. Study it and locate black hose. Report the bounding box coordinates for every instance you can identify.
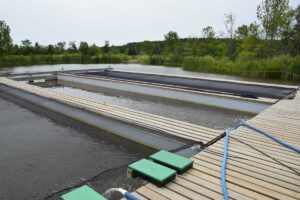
[43,141,204,199]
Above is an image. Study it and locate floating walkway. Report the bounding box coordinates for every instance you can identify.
[57,73,278,114]
[82,70,296,99]
[0,77,221,151]
[125,89,300,200]
[2,68,109,81]
[1,75,299,199]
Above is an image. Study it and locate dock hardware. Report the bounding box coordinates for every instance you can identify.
[149,150,194,174]
[61,185,107,200]
[127,151,193,187]
[128,159,176,187]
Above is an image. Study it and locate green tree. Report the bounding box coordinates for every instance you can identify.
[140,40,153,55]
[224,13,236,59]
[164,31,179,55]
[21,39,32,47]
[56,42,66,53]
[88,44,100,56]
[236,23,261,40]
[68,41,77,53]
[68,41,77,52]
[235,25,249,39]
[238,23,262,59]
[201,26,216,39]
[184,37,198,56]
[103,40,110,53]
[0,20,12,55]
[21,39,32,55]
[127,44,140,55]
[79,41,89,55]
[34,42,43,54]
[292,5,300,55]
[47,44,54,54]
[151,43,163,55]
[280,8,295,54]
[257,0,290,56]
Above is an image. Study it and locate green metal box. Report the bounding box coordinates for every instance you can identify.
[128,159,176,187]
[149,150,193,174]
[61,185,107,200]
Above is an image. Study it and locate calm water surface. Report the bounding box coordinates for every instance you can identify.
[3,63,299,85]
[0,97,153,200]
[0,63,261,199]
[48,85,254,130]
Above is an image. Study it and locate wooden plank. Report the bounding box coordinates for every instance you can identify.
[136,187,169,200]
[174,176,225,200]
[132,88,300,200]
[145,184,189,200]
[0,78,219,140]
[192,163,299,200]
[1,77,300,200]
[193,157,300,195]
[179,173,253,200]
[197,151,300,185]
[0,78,222,143]
[187,169,274,200]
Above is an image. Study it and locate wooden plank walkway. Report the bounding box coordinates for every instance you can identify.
[1,77,299,199]
[60,73,277,105]
[0,77,221,144]
[126,89,300,200]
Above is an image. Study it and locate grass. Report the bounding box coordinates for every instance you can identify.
[135,55,300,79]
[1,53,299,80]
[0,53,130,68]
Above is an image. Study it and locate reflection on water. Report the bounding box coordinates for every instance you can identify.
[0,97,153,200]
[2,63,241,80]
[2,63,299,85]
[48,85,254,130]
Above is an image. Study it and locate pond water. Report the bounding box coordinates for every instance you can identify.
[0,63,259,200]
[2,63,241,80]
[49,85,253,130]
[0,96,153,200]
[3,63,299,85]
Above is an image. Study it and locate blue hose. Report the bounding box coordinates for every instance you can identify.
[125,192,140,200]
[221,129,230,200]
[234,122,300,153]
[221,122,300,200]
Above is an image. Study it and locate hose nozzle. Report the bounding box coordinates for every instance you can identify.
[114,188,140,200]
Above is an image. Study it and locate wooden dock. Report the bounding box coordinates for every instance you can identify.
[126,89,300,200]
[0,77,221,144]
[0,77,299,199]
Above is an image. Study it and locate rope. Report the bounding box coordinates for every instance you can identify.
[221,122,300,200]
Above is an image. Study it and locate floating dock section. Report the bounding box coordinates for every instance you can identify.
[56,72,286,113]
[124,89,300,200]
[0,77,221,153]
[82,70,296,99]
[3,68,110,81]
[1,71,299,199]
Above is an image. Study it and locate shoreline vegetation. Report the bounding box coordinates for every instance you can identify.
[1,54,299,80]
[0,0,299,81]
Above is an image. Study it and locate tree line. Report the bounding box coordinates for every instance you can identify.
[1,0,299,58]
[0,0,299,79]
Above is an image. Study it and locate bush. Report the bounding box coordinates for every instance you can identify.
[1,53,299,81]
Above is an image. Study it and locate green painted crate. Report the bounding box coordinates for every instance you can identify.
[149,150,193,174]
[128,159,176,187]
[61,185,107,200]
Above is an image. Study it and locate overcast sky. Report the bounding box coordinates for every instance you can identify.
[0,0,299,46]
